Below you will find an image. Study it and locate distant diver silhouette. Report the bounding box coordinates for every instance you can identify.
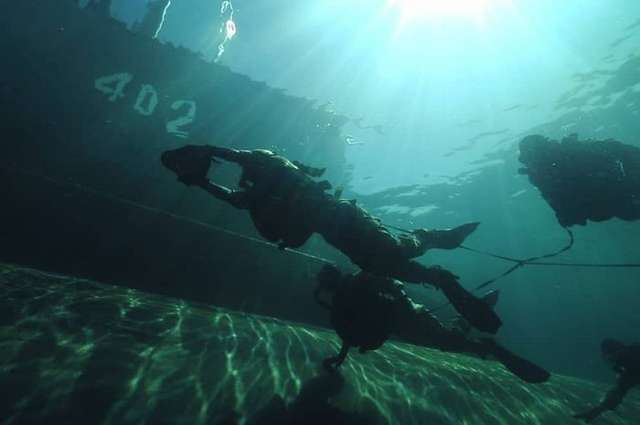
[519,133,640,227]
[574,339,640,422]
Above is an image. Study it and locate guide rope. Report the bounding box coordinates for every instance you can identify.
[4,166,640,289]
[1,166,333,266]
[386,223,640,291]
[463,226,575,290]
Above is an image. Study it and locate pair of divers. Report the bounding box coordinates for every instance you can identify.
[161,144,500,334]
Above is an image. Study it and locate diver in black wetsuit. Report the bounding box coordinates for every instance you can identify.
[518,134,640,227]
[574,339,640,422]
[162,145,329,250]
[161,144,501,334]
[314,265,550,384]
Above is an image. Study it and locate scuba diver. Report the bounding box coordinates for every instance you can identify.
[574,339,640,422]
[518,134,640,227]
[161,144,329,250]
[313,265,550,384]
[161,144,501,334]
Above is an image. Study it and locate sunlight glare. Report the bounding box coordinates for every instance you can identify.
[387,0,505,27]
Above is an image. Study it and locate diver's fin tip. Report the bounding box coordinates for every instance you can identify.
[485,339,551,383]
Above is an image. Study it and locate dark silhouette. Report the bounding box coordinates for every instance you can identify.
[314,266,550,384]
[161,145,502,334]
[574,339,640,422]
[519,134,640,227]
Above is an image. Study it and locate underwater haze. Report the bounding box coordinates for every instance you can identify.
[1,1,640,424]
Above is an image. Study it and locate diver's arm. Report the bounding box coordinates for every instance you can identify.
[197,180,249,209]
[189,145,253,164]
[323,342,351,370]
[387,276,470,350]
[393,298,472,352]
[574,374,636,422]
[600,375,635,411]
[212,147,253,164]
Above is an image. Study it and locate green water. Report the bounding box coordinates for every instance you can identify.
[2,2,640,423]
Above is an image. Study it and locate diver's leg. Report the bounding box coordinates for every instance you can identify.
[370,222,480,262]
[392,261,502,334]
[434,271,503,335]
[392,297,492,353]
[393,296,468,349]
[478,338,550,383]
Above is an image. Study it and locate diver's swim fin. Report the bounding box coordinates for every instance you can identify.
[482,338,551,383]
[480,289,500,309]
[417,222,480,250]
[414,265,501,333]
[438,277,502,334]
[450,289,500,334]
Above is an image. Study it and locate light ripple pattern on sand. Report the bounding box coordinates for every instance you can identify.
[0,263,638,424]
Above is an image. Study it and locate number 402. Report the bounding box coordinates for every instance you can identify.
[94,72,197,138]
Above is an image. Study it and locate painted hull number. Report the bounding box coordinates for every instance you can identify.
[94,72,133,102]
[133,84,159,116]
[167,100,197,138]
[94,72,197,138]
